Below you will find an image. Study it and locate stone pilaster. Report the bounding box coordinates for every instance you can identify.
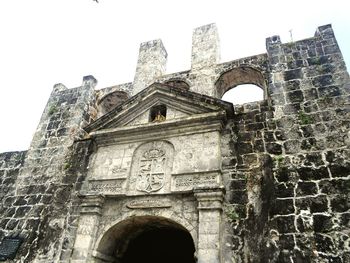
[71,195,105,263]
[132,39,167,96]
[194,187,224,263]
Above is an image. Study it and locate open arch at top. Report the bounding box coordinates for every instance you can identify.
[221,84,264,105]
[215,67,267,100]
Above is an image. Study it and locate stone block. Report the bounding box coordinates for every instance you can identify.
[271,198,294,215]
[313,214,333,233]
[295,196,328,213]
[284,80,301,91]
[266,142,282,155]
[330,195,350,213]
[286,90,304,103]
[275,183,295,198]
[271,215,296,233]
[315,233,335,253]
[319,85,341,97]
[284,69,303,81]
[236,142,253,154]
[297,166,329,181]
[329,163,350,178]
[312,74,334,87]
[278,234,295,250]
[283,140,301,154]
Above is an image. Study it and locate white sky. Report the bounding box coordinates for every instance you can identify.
[0,0,349,153]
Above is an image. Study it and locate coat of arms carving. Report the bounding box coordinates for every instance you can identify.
[136,148,166,193]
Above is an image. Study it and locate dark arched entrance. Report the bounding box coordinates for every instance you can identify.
[122,225,195,263]
[95,216,196,263]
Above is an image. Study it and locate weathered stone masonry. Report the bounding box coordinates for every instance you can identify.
[0,23,349,263]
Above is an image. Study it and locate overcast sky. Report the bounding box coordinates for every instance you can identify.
[0,0,349,153]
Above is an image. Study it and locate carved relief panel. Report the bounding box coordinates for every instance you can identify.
[86,133,222,196]
[86,143,136,195]
[88,144,135,180]
[128,140,175,195]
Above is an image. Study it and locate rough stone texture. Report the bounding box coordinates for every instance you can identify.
[132,39,167,96]
[0,24,349,263]
[190,24,221,97]
[0,76,98,262]
[263,24,350,263]
[191,23,220,69]
[0,151,27,239]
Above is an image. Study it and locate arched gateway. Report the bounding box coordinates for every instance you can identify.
[71,83,233,263]
[94,216,196,263]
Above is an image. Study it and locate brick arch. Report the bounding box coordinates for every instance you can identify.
[215,66,267,99]
[97,90,129,117]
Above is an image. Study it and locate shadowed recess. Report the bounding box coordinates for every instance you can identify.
[95,216,196,263]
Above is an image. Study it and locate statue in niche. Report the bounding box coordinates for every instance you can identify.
[152,110,166,123]
[150,104,167,123]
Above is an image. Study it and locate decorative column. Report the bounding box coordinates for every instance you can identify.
[71,194,105,263]
[194,186,224,263]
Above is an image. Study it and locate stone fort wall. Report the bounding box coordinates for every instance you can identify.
[0,24,349,262]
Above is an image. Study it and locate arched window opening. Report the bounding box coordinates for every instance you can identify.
[97,90,129,117]
[222,84,264,105]
[215,67,267,103]
[164,79,190,89]
[149,104,167,123]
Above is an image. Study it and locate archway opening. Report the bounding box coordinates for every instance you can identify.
[215,66,267,103]
[95,216,196,263]
[122,226,195,263]
[222,84,264,105]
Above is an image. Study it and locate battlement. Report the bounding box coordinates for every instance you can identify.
[53,24,348,104]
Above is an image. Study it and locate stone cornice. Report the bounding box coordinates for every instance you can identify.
[90,111,226,146]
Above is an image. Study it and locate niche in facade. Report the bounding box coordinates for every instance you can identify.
[149,104,167,123]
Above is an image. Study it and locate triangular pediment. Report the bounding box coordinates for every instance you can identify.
[85,83,234,133]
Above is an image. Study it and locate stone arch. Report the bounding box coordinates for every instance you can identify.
[93,215,196,263]
[163,78,190,89]
[97,90,129,117]
[215,66,267,100]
